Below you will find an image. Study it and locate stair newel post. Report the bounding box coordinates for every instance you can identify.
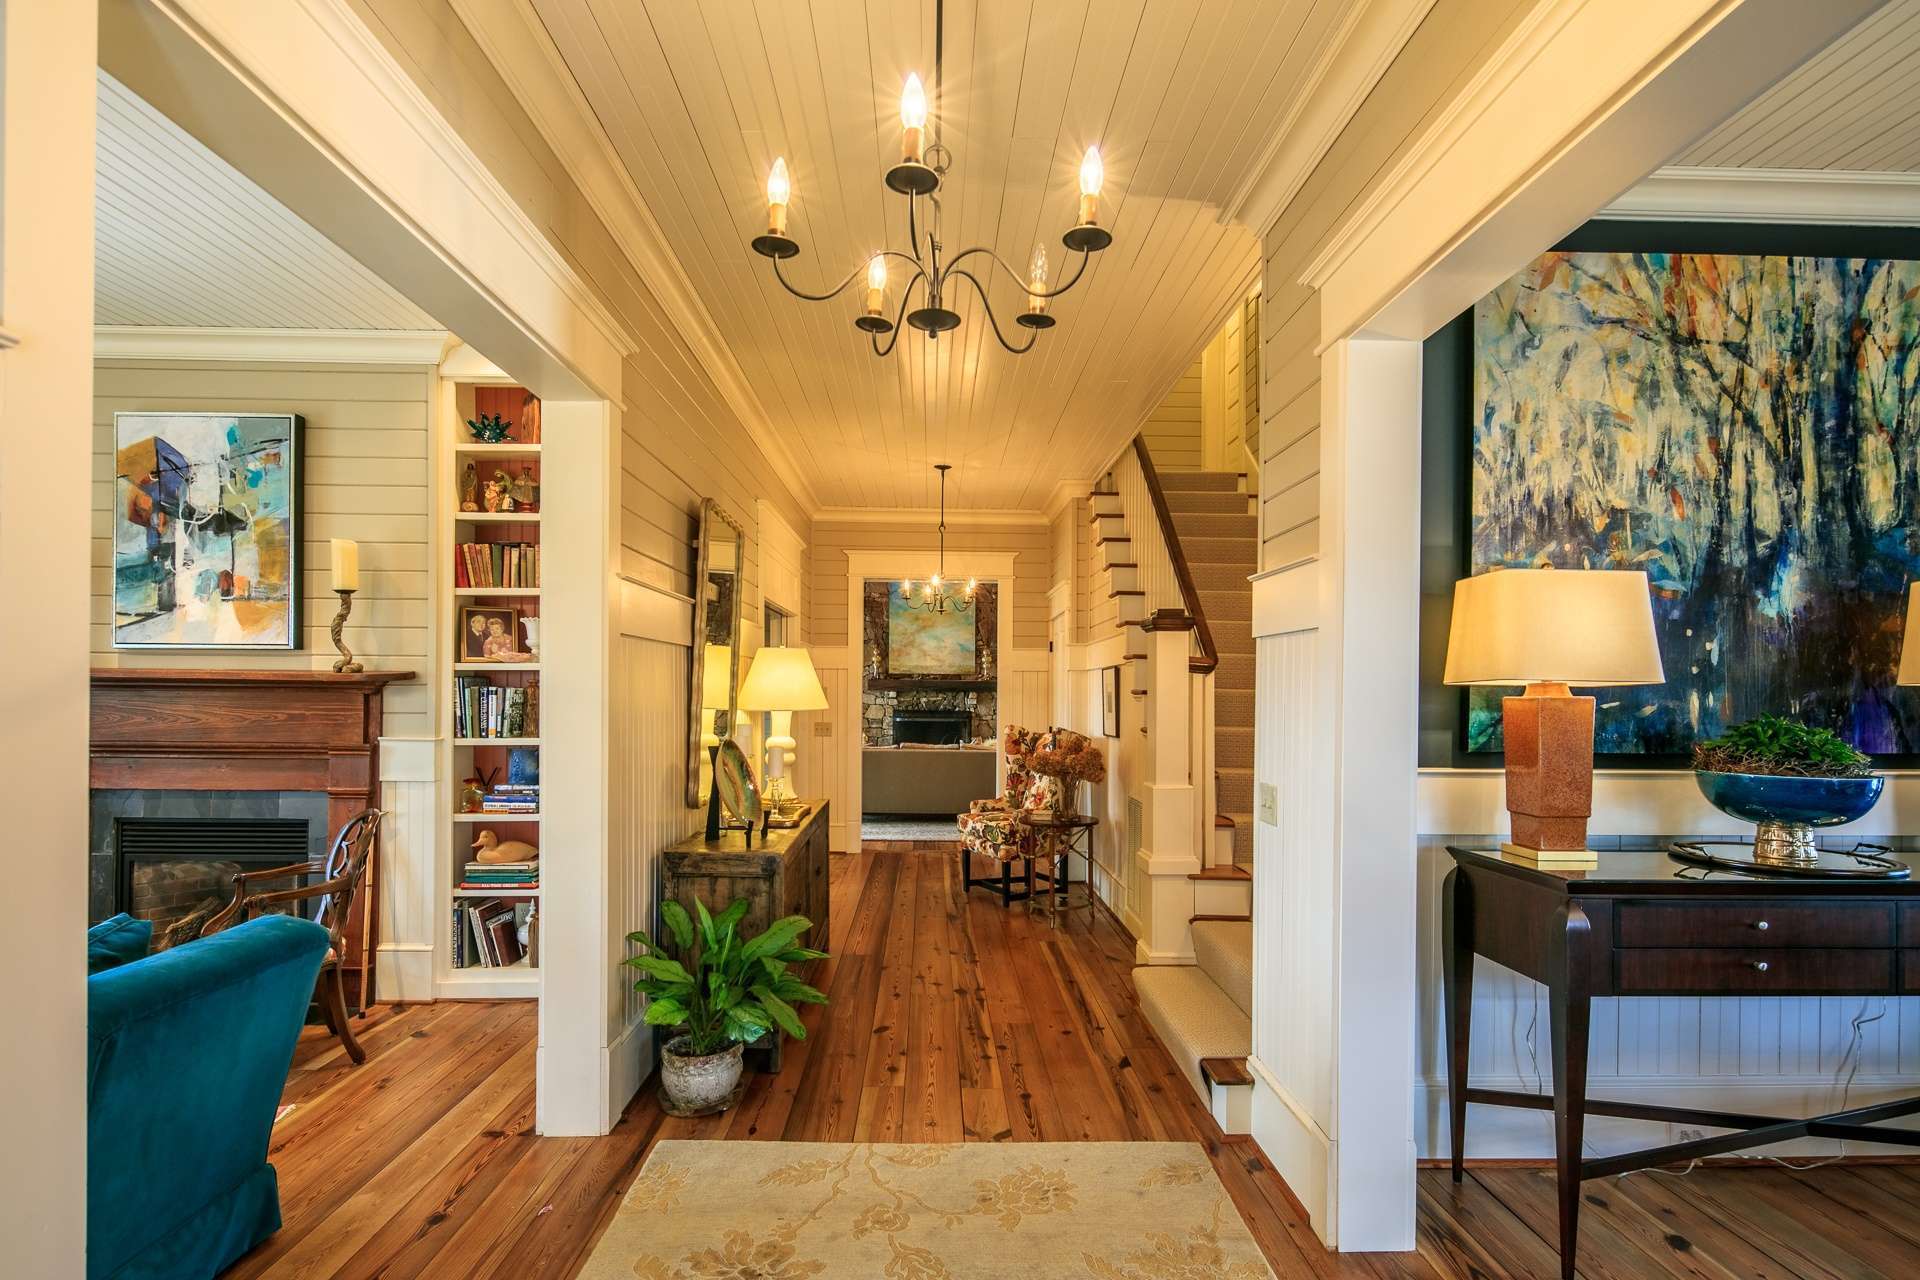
[1137,610,1201,964]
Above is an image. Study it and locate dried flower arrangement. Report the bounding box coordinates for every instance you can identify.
[1028,728,1107,786]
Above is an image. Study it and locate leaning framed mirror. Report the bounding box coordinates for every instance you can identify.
[686,499,746,807]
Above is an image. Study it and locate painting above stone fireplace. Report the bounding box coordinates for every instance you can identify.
[861,580,997,747]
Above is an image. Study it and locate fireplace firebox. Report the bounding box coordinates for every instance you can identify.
[892,708,973,745]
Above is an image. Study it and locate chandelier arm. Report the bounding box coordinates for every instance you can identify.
[769,255,867,303]
[948,268,1040,355]
[869,273,926,358]
[945,243,1091,300]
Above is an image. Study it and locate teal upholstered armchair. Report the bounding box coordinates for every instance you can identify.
[88,912,330,1280]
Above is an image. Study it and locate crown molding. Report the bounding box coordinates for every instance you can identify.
[1223,0,1438,238]
[1044,478,1093,522]
[1599,166,1920,225]
[814,507,1050,528]
[94,325,453,364]
[448,0,821,512]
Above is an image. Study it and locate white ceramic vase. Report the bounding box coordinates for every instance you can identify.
[520,616,541,658]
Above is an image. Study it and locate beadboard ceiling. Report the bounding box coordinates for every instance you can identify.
[1675,0,1920,171]
[95,69,437,331]
[501,0,1359,510]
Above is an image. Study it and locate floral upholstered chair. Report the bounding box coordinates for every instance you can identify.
[957,726,1063,904]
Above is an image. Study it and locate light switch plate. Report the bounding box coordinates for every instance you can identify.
[1256,782,1278,826]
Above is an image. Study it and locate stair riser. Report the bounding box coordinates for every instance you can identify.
[1172,514,1258,539]
[1194,880,1253,917]
[1166,490,1248,514]
[1189,562,1252,593]
[1213,727,1253,769]
[1182,538,1259,566]
[1214,655,1254,689]
[1159,472,1241,492]
[1218,771,1252,811]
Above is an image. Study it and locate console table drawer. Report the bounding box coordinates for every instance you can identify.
[1902,950,1920,993]
[1615,901,1892,949]
[1617,948,1891,995]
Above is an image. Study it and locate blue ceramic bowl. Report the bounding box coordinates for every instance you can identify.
[1694,770,1885,828]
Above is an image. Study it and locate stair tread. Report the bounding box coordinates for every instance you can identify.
[1189,866,1251,881]
[1200,1057,1254,1088]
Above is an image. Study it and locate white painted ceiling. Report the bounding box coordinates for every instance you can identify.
[95,70,437,331]
[1676,0,1920,171]
[508,0,1353,510]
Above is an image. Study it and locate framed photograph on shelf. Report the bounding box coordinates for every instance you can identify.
[1101,665,1120,738]
[459,604,523,662]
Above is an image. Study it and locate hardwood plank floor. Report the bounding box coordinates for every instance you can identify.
[227,847,1920,1279]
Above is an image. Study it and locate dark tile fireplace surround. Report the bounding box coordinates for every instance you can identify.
[90,789,330,936]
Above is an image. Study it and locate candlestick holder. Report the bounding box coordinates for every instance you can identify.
[330,589,363,673]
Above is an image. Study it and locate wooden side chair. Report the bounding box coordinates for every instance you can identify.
[204,809,382,1064]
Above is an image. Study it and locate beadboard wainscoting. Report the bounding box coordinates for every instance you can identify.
[1249,623,1334,1232]
[602,577,698,1121]
[1416,833,1920,1160]
[376,735,436,1003]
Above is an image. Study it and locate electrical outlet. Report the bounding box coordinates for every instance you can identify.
[813,721,833,736]
[1257,782,1278,826]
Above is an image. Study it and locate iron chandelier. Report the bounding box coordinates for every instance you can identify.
[900,464,974,614]
[749,0,1111,357]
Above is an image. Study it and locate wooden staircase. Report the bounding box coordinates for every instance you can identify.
[1160,469,1257,868]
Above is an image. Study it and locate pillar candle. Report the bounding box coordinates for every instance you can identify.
[330,538,360,592]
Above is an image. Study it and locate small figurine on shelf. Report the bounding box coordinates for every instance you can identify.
[460,461,480,512]
[494,469,516,512]
[509,468,539,512]
[473,829,540,864]
[466,411,513,443]
[482,472,508,513]
[459,775,486,813]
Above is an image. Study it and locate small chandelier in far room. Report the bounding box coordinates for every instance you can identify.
[901,464,975,615]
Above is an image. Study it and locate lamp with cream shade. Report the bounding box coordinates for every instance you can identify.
[1444,568,1664,864]
[739,646,828,778]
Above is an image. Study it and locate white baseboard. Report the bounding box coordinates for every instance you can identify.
[374,942,434,1003]
[606,1016,653,1128]
[1418,1075,1920,1160]
[1250,1060,1331,1243]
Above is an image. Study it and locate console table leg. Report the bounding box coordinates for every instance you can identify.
[1549,902,1594,1280]
[1442,867,1474,1182]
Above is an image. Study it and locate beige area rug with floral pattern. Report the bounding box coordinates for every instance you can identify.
[576,1140,1277,1280]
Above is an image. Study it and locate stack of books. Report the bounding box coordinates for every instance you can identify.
[455,540,540,588]
[460,856,539,892]
[454,677,539,737]
[453,898,538,968]
[479,782,539,813]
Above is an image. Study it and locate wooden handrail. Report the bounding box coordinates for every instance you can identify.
[1130,434,1219,675]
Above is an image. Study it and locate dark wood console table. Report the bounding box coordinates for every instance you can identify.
[661,800,829,1072]
[1444,845,1920,1280]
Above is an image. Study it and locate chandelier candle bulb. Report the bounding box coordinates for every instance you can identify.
[866,255,887,315]
[900,73,928,162]
[766,157,791,235]
[1028,244,1049,313]
[1078,146,1104,225]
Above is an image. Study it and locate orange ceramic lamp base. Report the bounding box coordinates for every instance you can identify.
[1502,682,1595,852]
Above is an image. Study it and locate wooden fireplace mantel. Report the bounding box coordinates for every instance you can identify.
[91,666,415,1007]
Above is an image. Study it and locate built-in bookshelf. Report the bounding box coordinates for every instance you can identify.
[439,385,544,996]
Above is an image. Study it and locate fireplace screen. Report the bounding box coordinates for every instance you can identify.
[116,817,311,950]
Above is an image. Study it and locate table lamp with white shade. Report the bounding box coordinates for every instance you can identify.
[739,646,828,819]
[1444,567,1664,865]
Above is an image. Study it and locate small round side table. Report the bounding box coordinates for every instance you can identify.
[1016,812,1098,929]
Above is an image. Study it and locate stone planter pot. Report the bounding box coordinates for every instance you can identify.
[659,1036,744,1115]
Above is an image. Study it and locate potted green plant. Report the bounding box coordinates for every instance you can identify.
[1692,714,1884,866]
[624,898,827,1114]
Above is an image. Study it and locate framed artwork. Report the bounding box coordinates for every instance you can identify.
[460,605,524,662]
[1101,666,1120,738]
[1467,233,1920,759]
[886,583,977,675]
[112,412,302,649]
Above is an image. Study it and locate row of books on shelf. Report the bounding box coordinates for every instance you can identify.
[454,898,538,968]
[460,858,539,890]
[455,677,539,737]
[475,783,539,813]
[456,540,540,588]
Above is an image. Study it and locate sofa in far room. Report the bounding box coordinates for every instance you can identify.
[861,744,997,815]
[88,912,331,1280]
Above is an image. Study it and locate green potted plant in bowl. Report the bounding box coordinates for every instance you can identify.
[1692,714,1884,867]
[624,898,827,1115]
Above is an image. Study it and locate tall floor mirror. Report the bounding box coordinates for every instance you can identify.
[686,500,745,808]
